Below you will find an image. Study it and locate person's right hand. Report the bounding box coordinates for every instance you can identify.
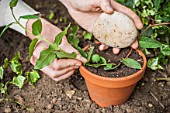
[60,0,143,54]
[26,19,87,82]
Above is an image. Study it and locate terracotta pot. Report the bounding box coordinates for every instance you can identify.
[79,49,147,107]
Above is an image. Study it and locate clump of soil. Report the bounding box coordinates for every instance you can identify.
[85,45,143,78]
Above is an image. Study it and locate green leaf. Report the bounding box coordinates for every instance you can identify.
[29,38,38,59]
[0,22,15,37]
[121,58,142,69]
[56,52,77,59]
[70,25,79,36]
[154,0,162,10]
[68,35,80,48]
[0,82,9,94]
[3,58,9,68]
[100,57,107,64]
[48,11,54,20]
[147,57,164,70]
[12,75,26,89]
[104,63,121,71]
[87,46,94,62]
[139,36,162,49]
[10,0,18,8]
[26,70,40,85]
[85,63,103,68]
[10,52,22,75]
[0,67,4,80]
[34,47,56,70]
[83,31,92,40]
[54,24,70,45]
[32,19,42,36]
[161,44,170,56]
[92,54,100,63]
[19,15,39,20]
[77,47,87,58]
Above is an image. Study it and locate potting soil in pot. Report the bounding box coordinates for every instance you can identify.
[85,45,143,78]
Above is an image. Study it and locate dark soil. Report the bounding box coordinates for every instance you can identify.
[0,0,170,113]
[85,46,143,78]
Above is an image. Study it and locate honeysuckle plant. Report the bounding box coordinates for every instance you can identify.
[1,0,78,70]
[0,52,40,94]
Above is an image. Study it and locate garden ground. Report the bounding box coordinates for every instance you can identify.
[0,0,170,112]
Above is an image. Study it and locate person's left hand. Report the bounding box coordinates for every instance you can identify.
[26,18,87,81]
[60,0,143,54]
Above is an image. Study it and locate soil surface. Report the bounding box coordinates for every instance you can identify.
[85,46,143,78]
[0,0,170,113]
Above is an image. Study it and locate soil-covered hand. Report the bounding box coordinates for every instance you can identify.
[26,19,87,82]
[60,0,143,54]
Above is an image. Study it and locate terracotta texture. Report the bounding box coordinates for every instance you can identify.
[79,49,147,107]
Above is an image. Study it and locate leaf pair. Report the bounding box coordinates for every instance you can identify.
[68,25,87,58]
[34,24,77,70]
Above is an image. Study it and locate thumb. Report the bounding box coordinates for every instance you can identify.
[99,0,114,14]
[76,54,87,63]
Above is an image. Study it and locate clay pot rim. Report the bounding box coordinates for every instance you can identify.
[80,49,147,82]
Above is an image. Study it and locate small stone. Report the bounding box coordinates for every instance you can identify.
[57,98,61,101]
[126,108,132,113]
[76,97,82,100]
[148,103,153,107]
[29,108,35,113]
[13,95,24,104]
[158,82,164,87]
[144,77,149,82]
[52,98,57,104]
[37,94,42,99]
[4,107,11,113]
[65,90,75,98]
[47,104,53,109]
[167,82,170,87]
[96,109,101,113]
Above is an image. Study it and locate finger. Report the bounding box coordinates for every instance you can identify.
[131,40,138,49]
[99,0,114,14]
[59,42,87,63]
[111,1,143,29]
[112,48,120,54]
[53,70,75,82]
[99,43,109,51]
[50,59,82,70]
[76,53,87,63]
[41,66,76,80]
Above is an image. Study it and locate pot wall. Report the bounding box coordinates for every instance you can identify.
[79,49,147,107]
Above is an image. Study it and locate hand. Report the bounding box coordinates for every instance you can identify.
[60,0,143,54]
[26,19,87,82]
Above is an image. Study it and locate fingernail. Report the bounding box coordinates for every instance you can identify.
[105,6,113,12]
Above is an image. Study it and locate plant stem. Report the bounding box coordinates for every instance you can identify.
[125,48,133,58]
[156,77,170,82]
[11,8,32,34]
[140,22,170,37]
[38,35,53,45]
[11,8,54,46]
